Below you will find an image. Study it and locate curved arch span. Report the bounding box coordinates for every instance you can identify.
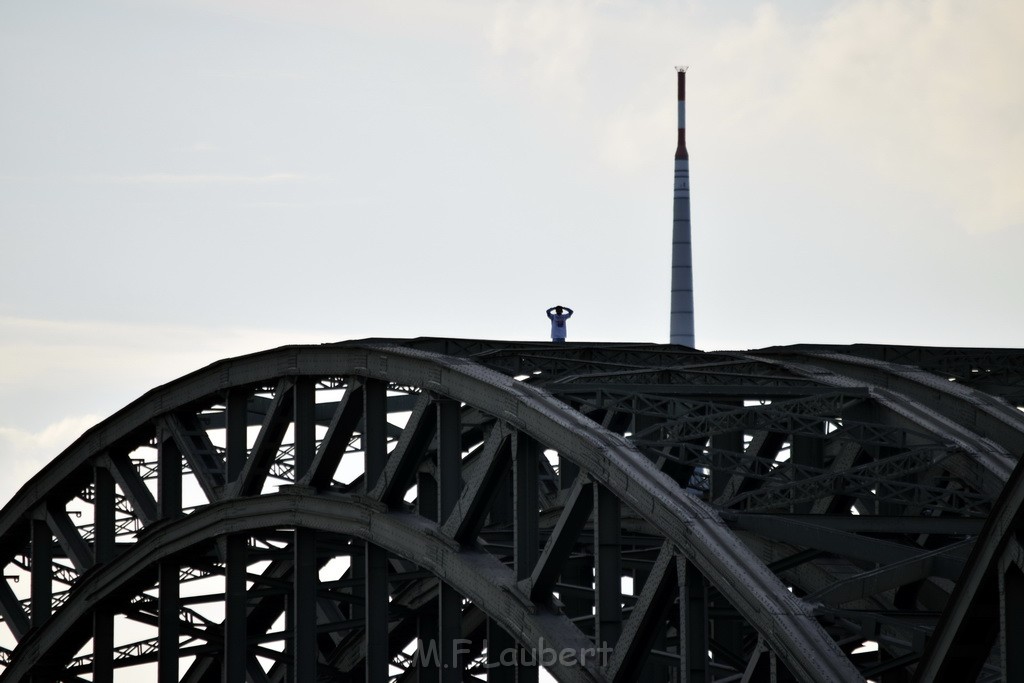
[0,342,864,681]
[1,492,602,682]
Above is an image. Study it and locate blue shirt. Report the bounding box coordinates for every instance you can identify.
[546,307,574,339]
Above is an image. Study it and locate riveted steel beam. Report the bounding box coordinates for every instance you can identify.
[0,580,28,640]
[608,543,675,681]
[158,559,179,682]
[13,342,1009,680]
[293,527,318,681]
[437,398,462,523]
[99,449,157,527]
[0,493,604,682]
[441,423,510,544]
[157,426,183,519]
[363,378,387,492]
[229,378,294,498]
[161,413,223,502]
[45,501,92,574]
[595,483,622,651]
[294,376,317,482]
[369,393,435,506]
[30,517,51,629]
[514,433,540,584]
[225,534,248,683]
[225,387,250,483]
[527,476,593,602]
[301,381,363,489]
[364,541,389,682]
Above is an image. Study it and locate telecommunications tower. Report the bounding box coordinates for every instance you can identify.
[669,66,695,347]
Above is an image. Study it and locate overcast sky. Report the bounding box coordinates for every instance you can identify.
[2,0,1023,504]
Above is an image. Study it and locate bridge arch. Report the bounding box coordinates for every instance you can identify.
[6,340,1024,680]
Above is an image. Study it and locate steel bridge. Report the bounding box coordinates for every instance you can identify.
[3,339,1024,682]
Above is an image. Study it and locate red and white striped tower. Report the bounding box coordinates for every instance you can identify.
[670,66,695,346]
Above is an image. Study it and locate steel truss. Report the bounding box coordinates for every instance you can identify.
[2,339,1024,681]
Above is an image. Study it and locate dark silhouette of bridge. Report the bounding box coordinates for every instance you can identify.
[2,338,1023,681]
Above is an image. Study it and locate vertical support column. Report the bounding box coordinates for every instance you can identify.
[293,377,318,681]
[141,425,184,683]
[488,469,513,527]
[93,465,115,683]
[631,412,660,463]
[365,542,389,683]
[562,400,582,490]
[594,484,622,652]
[158,428,182,519]
[560,558,592,623]
[364,379,387,493]
[791,423,825,514]
[439,582,462,682]
[404,399,456,677]
[706,409,744,659]
[157,429,182,682]
[92,609,114,683]
[350,543,365,623]
[679,559,709,683]
[293,528,317,682]
[559,455,579,490]
[417,596,440,683]
[1001,553,1024,681]
[158,559,180,682]
[437,399,462,522]
[514,434,539,581]
[225,534,248,683]
[513,433,539,683]
[226,388,249,483]
[876,451,903,517]
[431,397,465,679]
[294,376,316,481]
[94,465,116,562]
[632,562,669,682]
[486,619,515,683]
[30,516,51,628]
[710,411,743,502]
[418,473,439,522]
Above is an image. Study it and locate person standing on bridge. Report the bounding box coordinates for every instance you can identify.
[546,305,574,343]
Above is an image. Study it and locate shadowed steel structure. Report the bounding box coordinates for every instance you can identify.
[3,339,1024,681]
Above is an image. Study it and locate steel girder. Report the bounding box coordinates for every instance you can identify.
[3,340,1024,681]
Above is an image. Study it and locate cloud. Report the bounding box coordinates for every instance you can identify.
[490,0,595,93]
[0,314,335,364]
[710,1,1024,234]
[478,0,1024,233]
[779,0,1024,233]
[170,0,488,34]
[80,173,310,185]
[0,415,101,453]
[0,316,343,417]
[0,316,356,507]
[0,416,102,506]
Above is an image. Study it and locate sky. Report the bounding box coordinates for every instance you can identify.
[2,0,1024,505]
